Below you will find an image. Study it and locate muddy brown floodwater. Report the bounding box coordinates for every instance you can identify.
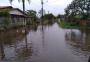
[0,23,89,62]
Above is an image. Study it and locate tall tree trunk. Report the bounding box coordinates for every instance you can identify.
[22,0,25,12]
[22,0,28,49]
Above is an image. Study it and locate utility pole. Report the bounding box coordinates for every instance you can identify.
[41,0,44,30]
[41,0,44,26]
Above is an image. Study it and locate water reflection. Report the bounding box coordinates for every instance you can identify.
[30,24,38,32]
[88,56,90,62]
[0,28,32,61]
[41,26,45,48]
[0,22,88,62]
[65,29,90,56]
[0,35,5,60]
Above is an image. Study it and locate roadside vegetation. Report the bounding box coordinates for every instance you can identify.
[42,13,56,25]
[0,10,11,30]
[57,20,87,29]
[57,0,90,29]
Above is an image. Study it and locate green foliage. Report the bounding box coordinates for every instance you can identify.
[57,15,61,18]
[3,18,10,25]
[40,13,56,25]
[26,10,41,27]
[26,10,37,21]
[43,13,55,20]
[26,10,39,26]
[58,21,86,29]
[57,14,65,19]
[0,10,10,17]
[0,11,10,29]
[65,0,90,20]
[26,10,36,16]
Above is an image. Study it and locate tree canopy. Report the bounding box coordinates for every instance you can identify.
[26,10,37,17]
[65,0,90,19]
[26,10,37,21]
[43,13,55,20]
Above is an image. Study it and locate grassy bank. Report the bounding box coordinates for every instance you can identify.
[58,21,87,29]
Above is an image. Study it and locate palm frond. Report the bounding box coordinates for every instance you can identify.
[27,0,31,4]
[18,0,21,3]
[9,0,13,4]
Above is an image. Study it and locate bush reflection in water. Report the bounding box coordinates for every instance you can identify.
[0,27,33,61]
[0,19,55,61]
[65,29,90,57]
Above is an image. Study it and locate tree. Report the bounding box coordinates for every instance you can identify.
[42,13,55,24]
[65,0,90,19]
[57,14,65,18]
[9,0,30,12]
[26,10,37,24]
[43,13,55,20]
[38,9,46,18]
[26,10,37,18]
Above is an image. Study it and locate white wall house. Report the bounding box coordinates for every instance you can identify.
[0,6,32,27]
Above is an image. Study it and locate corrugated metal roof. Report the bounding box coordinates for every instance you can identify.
[0,6,12,9]
[0,6,32,18]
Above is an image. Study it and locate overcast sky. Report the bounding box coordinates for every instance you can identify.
[0,0,72,15]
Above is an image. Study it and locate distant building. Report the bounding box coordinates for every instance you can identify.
[57,15,65,21]
[0,6,32,27]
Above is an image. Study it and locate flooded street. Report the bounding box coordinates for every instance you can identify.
[0,23,89,62]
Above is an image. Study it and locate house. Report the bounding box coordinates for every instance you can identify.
[0,6,32,27]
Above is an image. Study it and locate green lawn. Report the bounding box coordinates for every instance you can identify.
[58,21,87,29]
